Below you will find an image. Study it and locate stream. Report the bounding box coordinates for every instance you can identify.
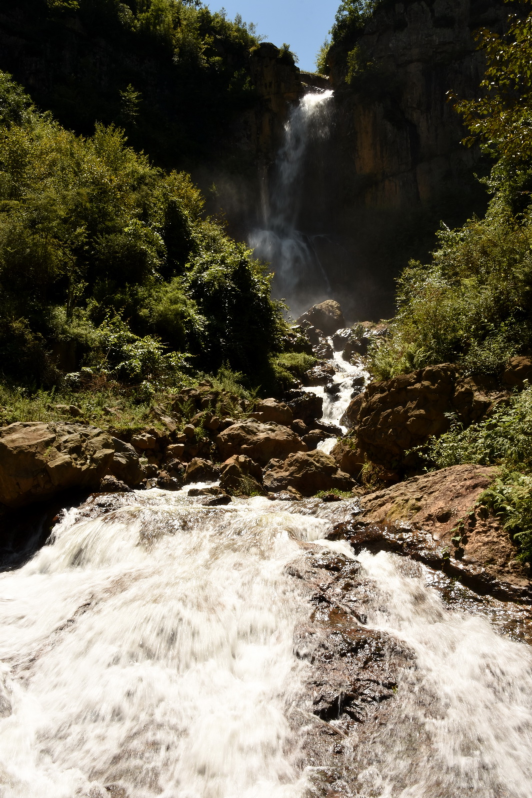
[0,89,531,798]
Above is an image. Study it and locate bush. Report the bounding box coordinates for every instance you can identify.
[419,386,532,560]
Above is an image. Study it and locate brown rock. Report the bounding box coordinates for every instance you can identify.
[99,475,132,493]
[305,363,336,386]
[503,355,532,388]
[302,430,332,451]
[0,422,115,509]
[167,443,185,459]
[350,364,511,473]
[183,424,195,439]
[156,471,181,490]
[331,439,365,477]
[219,455,264,496]
[285,391,324,425]
[109,438,144,487]
[263,450,354,496]
[332,465,530,599]
[251,398,294,425]
[131,433,157,450]
[297,300,346,336]
[216,420,307,466]
[184,458,220,484]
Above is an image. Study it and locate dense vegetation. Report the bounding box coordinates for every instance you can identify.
[0,71,298,409]
[1,0,266,170]
[364,0,532,560]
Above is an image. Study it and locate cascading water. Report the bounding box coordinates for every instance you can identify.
[250,91,334,315]
[0,490,531,797]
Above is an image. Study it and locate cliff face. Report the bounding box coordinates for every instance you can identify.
[327,0,503,212]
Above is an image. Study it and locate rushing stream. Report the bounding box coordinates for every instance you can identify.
[0,486,531,797]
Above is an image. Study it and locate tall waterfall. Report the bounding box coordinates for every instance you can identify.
[0,489,531,797]
[250,91,334,317]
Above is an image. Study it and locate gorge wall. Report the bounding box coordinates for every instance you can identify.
[0,0,506,320]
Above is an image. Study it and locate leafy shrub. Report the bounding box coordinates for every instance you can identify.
[368,214,532,381]
[420,387,532,559]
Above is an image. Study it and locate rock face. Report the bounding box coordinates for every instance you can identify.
[264,450,354,496]
[0,423,115,509]
[216,420,307,466]
[297,300,346,336]
[250,398,293,425]
[337,364,509,475]
[219,455,264,496]
[330,464,531,601]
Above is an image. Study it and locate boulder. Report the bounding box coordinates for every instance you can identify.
[131,432,157,450]
[305,363,336,386]
[332,464,530,598]
[263,450,354,496]
[0,422,115,509]
[216,420,307,466]
[219,455,264,496]
[342,365,510,474]
[302,430,332,451]
[156,471,182,490]
[99,475,132,493]
[110,438,145,487]
[285,391,323,425]
[184,458,220,484]
[297,300,346,336]
[251,398,293,425]
[503,355,532,388]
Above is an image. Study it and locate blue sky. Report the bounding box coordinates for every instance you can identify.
[206,0,341,73]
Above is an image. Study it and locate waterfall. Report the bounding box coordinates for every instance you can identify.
[0,489,531,797]
[250,91,334,316]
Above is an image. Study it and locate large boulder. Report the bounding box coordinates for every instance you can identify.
[219,455,264,496]
[250,398,293,425]
[216,420,307,466]
[184,458,220,484]
[110,438,145,487]
[263,450,354,496]
[297,300,345,336]
[0,423,115,509]
[284,390,323,425]
[338,364,510,475]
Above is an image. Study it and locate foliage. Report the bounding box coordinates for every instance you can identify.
[367,213,532,380]
[422,387,532,471]
[0,71,288,392]
[478,471,532,561]
[9,0,262,170]
[316,39,331,75]
[419,387,532,559]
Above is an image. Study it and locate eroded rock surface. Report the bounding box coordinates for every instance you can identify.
[264,450,354,497]
[216,419,307,466]
[0,423,115,509]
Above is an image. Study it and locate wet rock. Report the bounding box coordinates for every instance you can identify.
[302,430,333,451]
[216,420,307,466]
[251,398,293,425]
[110,438,144,487]
[201,494,232,506]
[98,475,132,493]
[298,300,346,336]
[188,486,227,497]
[324,382,341,396]
[0,422,115,509]
[305,363,336,386]
[156,471,181,490]
[263,450,354,497]
[285,390,324,425]
[184,458,219,484]
[324,465,531,601]
[219,454,263,496]
[313,340,334,360]
[291,419,308,436]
